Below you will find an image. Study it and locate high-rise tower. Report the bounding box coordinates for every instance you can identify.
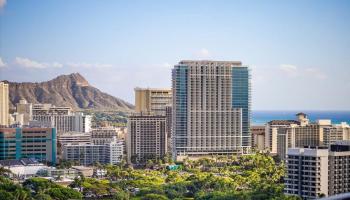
[172,60,251,158]
[0,82,9,126]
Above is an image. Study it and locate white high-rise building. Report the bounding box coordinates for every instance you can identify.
[62,137,124,166]
[16,99,32,125]
[32,104,91,134]
[172,60,250,158]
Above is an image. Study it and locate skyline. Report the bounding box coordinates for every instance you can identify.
[1,0,350,110]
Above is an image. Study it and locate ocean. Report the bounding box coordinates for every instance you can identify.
[252,110,350,125]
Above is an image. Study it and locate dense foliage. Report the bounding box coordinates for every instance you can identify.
[1,153,301,200]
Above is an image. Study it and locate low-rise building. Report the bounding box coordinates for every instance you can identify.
[62,137,124,166]
[0,158,48,179]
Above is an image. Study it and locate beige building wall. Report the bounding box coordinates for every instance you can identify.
[251,125,265,151]
[0,82,9,126]
[134,88,172,115]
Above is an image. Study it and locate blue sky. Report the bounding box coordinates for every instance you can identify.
[0,0,349,110]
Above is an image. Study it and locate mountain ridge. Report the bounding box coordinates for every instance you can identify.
[4,73,134,111]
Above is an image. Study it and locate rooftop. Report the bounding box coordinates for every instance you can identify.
[268,120,300,125]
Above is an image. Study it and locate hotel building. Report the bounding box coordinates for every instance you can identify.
[285,141,350,199]
[172,60,250,158]
[32,104,91,133]
[0,127,57,165]
[134,88,172,115]
[127,114,167,163]
[0,82,9,126]
[62,137,124,166]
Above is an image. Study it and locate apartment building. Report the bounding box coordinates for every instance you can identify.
[134,88,172,115]
[172,60,250,158]
[323,122,350,146]
[32,104,91,133]
[62,137,124,165]
[265,119,300,154]
[90,127,118,145]
[0,127,57,165]
[285,147,329,199]
[0,82,9,126]
[285,141,350,199]
[277,120,334,160]
[127,114,167,163]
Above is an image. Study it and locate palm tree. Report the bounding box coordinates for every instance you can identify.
[0,166,12,177]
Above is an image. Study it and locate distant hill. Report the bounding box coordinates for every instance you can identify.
[4,73,134,111]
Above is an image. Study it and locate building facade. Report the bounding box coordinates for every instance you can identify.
[0,82,9,126]
[277,119,333,160]
[127,114,167,163]
[285,148,329,199]
[134,88,172,115]
[0,127,57,164]
[265,120,300,154]
[62,137,124,166]
[251,125,265,151]
[285,142,350,199]
[32,106,91,134]
[16,99,33,125]
[172,60,250,158]
[91,127,118,145]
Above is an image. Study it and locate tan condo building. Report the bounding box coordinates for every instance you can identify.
[0,82,9,126]
[134,87,172,116]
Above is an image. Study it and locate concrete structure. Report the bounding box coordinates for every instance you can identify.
[251,125,265,151]
[127,114,167,163]
[172,60,250,158]
[165,105,173,152]
[32,104,72,115]
[32,104,91,133]
[285,141,350,199]
[277,119,333,160]
[16,99,33,125]
[285,147,329,199]
[134,88,172,115]
[91,127,118,145]
[323,122,350,146]
[62,137,124,166]
[11,112,24,126]
[0,82,9,126]
[0,127,57,164]
[57,131,92,159]
[58,132,91,146]
[265,120,300,154]
[328,141,350,196]
[0,158,48,179]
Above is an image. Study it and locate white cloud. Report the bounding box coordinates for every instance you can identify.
[52,62,63,68]
[66,62,112,68]
[0,0,6,9]
[305,68,327,80]
[15,57,47,69]
[280,64,298,77]
[195,48,211,58]
[162,62,172,68]
[0,57,6,67]
[14,57,63,69]
[279,64,327,80]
